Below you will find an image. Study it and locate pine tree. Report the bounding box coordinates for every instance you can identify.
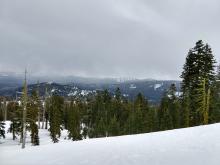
[113,88,123,130]
[44,97,50,130]
[7,102,22,140]
[167,84,180,129]
[48,95,64,143]
[103,89,112,136]
[9,119,22,140]
[125,103,135,135]
[96,117,106,137]
[32,123,39,145]
[89,91,104,138]
[145,107,157,133]
[180,91,190,128]
[0,121,5,139]
[108,115,119,136]
[67,101,82,141]
[21,70,28,149]
[133,93,148,133]
[27,90,40,145]
[36,82,41,129]
[158,93,173,130]
[63,104,69,130]
[209,64,220,123]
[196,78,210,125]
[180,40,216,126]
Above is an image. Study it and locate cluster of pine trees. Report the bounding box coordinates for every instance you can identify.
[1,40,220,145]
[0,90,40,145]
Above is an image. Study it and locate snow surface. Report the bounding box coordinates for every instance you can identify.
[154,83,162,90]
[129,84,137,89]
[80,90,90,96]
[67,91,78,96]
[1,122,220,165]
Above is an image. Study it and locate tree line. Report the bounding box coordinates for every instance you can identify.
[1,40,220,146]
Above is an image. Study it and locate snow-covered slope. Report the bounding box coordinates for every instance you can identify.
[1,123,220,165]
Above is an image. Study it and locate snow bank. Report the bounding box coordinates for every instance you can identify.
[1,122,220,165]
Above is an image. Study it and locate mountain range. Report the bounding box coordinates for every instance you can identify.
[0,72,181,103]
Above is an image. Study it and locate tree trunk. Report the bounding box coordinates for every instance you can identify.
[3,98,7,121]
[38,108,41,129]
[41,104,45,129]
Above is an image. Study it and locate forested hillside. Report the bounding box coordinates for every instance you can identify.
[1,40,220,146]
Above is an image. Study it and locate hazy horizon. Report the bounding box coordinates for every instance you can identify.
[0,71,182,82]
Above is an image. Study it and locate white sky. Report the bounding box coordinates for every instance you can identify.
[0,0,220,79]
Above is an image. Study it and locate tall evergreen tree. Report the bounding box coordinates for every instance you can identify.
[167,84,180,128]
[158,93,173,130]
[48,95,64,143]
[96,117,106,137]
[103,89,112,136]
[27,90,40,145]
[180,40,216,126]
[125,103,135,134]
[67,101,82,140]
[7,102,22,140]
[108,115,119,136]
[133,93,148,133]
[21,70,28,149]
[44,97,50,130]
[113,88,123,124]
[145,107,158,133]
[180,91,190,128]
[209,64,220,123]
[196,78,210,124]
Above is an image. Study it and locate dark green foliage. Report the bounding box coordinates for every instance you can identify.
[85,90,111,138]
[7,102,22,140]
[180,40,216,126]
[108,115,120,136]
[158,94,173,130]
[158,83,182,131]
[146,107,158,132]
[63,104,69,130]
[44,98,50,130]
[27,90,40,145]
[48,95,64,143]
[124,103,135,134]
[209,65,220,123]
[82,127,88,139]
[8,119,22,140]
[96,117,106,137]
[0,121,5,139]
[180,94,190,128]
[31,123,39,145]
[132,93,148,133]
[67,101,82,141]
[168,84,180,128]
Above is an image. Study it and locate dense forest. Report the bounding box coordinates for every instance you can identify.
[1,40,220,146]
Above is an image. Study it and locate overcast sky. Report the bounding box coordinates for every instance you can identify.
[0,0,220,80]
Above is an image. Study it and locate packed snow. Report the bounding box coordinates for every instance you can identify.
[1,122,220,165]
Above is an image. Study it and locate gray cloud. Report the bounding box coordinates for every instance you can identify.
[0,0,220,79]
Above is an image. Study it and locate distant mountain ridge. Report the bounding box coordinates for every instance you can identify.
[0,72,181,103]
